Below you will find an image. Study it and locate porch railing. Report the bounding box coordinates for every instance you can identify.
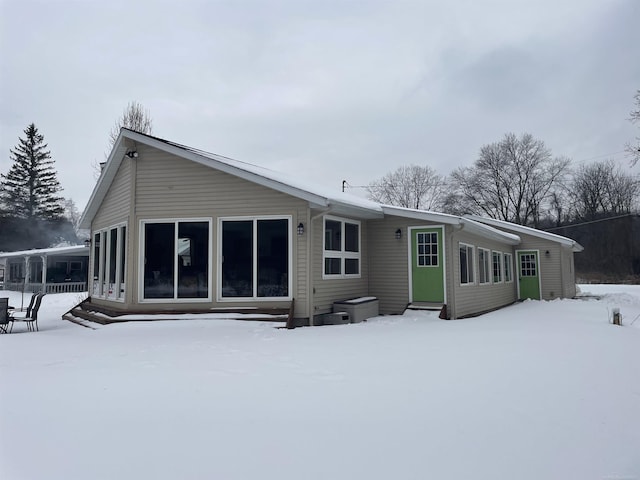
[3,281,88,294]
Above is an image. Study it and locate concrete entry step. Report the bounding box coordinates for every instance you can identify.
[406,302,443,311]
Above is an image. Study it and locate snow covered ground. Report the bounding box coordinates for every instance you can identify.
[1,286,639,480]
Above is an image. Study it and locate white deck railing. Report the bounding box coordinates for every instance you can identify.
[3,282,88,294]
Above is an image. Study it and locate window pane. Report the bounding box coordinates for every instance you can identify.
[345,258,359,275]
[345,223,359,252]
[144,223,175,298]
[325,220,342,251]
[504,254,512,282]
[178,222,209,298]
[119,226,126,285]
[222,221,253,297]
[460,246,468,284]
[99,232,107,287]
[325,257,341,275]
[109,228,118,284]
[257,219,289,297]
[93,232,101,294]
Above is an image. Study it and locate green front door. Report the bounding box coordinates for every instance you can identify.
[411,227,444,303]
[517,251,541,300]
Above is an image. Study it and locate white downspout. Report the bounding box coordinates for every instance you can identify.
[308,206,332,326]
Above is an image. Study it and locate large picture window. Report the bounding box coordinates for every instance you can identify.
[459,243,474,285]
[220,217,290,299]
[142,219,210,300]
[323,216,361,277]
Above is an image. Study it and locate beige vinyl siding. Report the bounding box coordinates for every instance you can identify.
[450,229,517,319]
[92,159,132,230]
[94,144,310,318]
[368,217,455,315]
[368,218,410,314]
[516,233,566,300]
[311,215,369,319]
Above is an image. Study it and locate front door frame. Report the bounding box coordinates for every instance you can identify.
[407,225,446,304]
[516,249,542,300]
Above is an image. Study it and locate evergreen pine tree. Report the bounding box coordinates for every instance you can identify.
[1,123,64,220]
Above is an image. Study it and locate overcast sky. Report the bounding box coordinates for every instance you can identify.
[1,0,639,209]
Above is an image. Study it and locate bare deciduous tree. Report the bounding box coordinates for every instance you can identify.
[444,133,570,226]
[94,101,155,178]
[570,160,640,220]
[367,164,446,210]
[108,101,153,150]
[626,89,640,167]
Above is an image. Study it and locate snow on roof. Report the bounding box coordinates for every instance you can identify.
[0,244,89,259]
[80,129,383,229]
[164,136,383,213]
[465,215,584,252]
[78,130,523,246]
[382,205,521,244]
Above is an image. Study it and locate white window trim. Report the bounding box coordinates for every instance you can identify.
[504,252,514,283]
[478,247,491,285]
[217,215,293,302]
[322,215,362,279]
[459,242,475,286]
[92,222,127,302]
[139,218,213,303]
[492,250,503,284]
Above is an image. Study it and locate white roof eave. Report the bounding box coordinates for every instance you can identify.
[465,215,583,252]
[0,245,89,259]
[382,205,521,244]
[79,136,129,230]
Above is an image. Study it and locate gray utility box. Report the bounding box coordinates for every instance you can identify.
[333,297,379,323]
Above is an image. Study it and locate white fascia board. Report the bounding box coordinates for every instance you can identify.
[465,215,583,251]
[78,133,129,230]
[381,205,462,225]
[329,202,384,220]
[0,245,89,258]
[460,218,521,245]
[381,205,520,244]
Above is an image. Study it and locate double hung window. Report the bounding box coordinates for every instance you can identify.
[323,217,360,277]
[459,243,474,285]
[478,248,491,284]
[504,253,513,283]
[492,251,503,283]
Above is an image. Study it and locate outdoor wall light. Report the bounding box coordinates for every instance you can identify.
[297,223,305,236]
[84,239,91,248]
[125,150,138,158]
[545,250,550,257]
[395,228,402,240]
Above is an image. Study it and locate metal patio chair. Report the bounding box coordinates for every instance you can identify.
[10,292,39,320]
[11,293,46,332]
[0,298,9,334]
